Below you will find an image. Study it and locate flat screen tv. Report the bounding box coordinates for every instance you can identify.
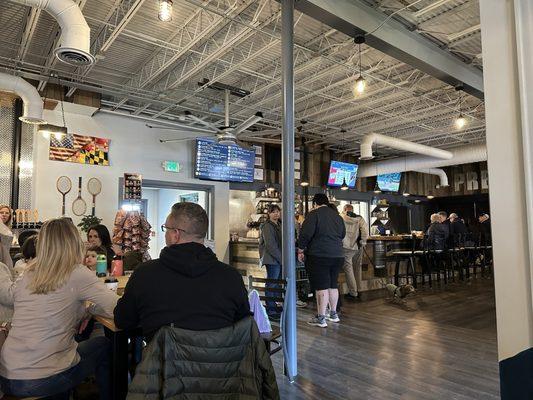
[377,172,402,192]
[195,138,255,183]
[327,160,358,188]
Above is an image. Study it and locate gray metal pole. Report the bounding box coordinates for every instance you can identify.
[281,0,297,380]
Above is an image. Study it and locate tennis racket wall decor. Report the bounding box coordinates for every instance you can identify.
[72,177,87,216]
[56,176,72,216]
[87,178,102,216]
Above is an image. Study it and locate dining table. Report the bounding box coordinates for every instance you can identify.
[94,274,138,400]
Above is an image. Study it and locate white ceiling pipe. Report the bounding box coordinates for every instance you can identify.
[10,0,94,66]
[413,168,449,187]
[360,132,454,160]
[358,143,487,177]
[0,72,45,124]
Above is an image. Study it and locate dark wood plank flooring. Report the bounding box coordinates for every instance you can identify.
[273,279,499,399]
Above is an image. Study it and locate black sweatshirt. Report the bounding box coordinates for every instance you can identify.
[114,242,250,338]
[297,205,346,258]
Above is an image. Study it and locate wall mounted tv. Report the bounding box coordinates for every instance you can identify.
[377,172,402,192]
[195,138,255,183]
[327,160,358,188]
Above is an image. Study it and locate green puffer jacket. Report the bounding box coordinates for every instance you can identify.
[127,317,280,400]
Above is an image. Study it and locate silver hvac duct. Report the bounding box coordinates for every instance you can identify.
[10,0,94,65]
[360,132,454,160]
[0,73,45,124]
[358,143,487,177]
[413,168,449,187]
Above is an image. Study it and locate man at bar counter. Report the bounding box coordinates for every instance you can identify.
[114,202,250,338]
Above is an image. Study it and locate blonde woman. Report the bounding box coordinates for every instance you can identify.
[0,218,119,400]
[0,205,13,269]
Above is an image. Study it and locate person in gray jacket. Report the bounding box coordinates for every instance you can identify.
[259,204,282,319]
[341,204,369,301]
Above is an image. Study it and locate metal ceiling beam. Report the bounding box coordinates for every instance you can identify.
[294,0,484,99]
[150,1,279,94]
[113,0,255,109]
[448,24,481,42]
[16,8,41,61]
[66,0,147,97]
[414,0,455,18]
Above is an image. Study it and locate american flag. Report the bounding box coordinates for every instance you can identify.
[49,134,93,161]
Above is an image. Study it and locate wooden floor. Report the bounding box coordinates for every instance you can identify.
[273,279,499,400]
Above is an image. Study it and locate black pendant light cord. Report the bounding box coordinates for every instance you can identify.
[59,79,66,129]
[359,43,362,76]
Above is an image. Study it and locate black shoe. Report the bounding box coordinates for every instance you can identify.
[344,293,361,302]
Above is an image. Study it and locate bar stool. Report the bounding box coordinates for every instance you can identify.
[391,234,423,288]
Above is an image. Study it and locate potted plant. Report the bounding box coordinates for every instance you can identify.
[77,215,102,233]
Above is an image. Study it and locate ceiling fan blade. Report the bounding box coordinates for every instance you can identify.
[146,123,212,134]
[159,137,198,143]
[236,139,254,150]
[234,112,263,136]
[245,129,280,137]
[185,112,220,132]
[159,132,217,143]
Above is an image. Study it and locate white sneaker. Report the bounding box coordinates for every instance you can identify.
[326,311,340,323]
[307,315,327,328]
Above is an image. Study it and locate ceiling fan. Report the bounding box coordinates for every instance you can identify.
[152,89,262,149]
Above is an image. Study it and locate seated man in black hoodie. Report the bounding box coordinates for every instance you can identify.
[114,202,250,339]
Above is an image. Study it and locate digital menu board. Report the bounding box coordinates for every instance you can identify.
[327,160,358,188]
[377,172,402,192]
[195,138,255,183]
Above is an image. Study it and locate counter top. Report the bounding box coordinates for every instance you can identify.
[230,239,260,244]
[368,235,422,241]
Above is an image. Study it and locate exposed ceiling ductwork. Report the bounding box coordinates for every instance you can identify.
[358,143,487,177]
[359,133,454,161]
[0,72,45,124]
[413,168,449,187]
[10,0,94,66]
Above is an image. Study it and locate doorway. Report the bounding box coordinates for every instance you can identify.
[118,179,214,259]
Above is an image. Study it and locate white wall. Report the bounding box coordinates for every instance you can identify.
[32,104,230,262]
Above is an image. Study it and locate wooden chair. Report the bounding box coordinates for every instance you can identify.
[248,276,286,356]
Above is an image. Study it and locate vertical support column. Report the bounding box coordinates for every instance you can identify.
[10,99,23,210]
[480,1,533,398]
[281,0,297,380]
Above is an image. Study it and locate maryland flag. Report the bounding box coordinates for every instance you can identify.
[49,134,110,166]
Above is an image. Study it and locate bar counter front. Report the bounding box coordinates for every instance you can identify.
[229,235,418,297]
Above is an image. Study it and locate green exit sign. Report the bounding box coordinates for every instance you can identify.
[163,161,181,172]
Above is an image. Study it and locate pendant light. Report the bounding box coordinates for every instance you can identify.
[354,35,366,95]
[340,129,349,191]
[373,164,381,193]
[455,85,467,130]
[402,156,410,196]
[300,136,309,187]
[38,81,68,140]
[158,0,173,21]
[341,177,349,191]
